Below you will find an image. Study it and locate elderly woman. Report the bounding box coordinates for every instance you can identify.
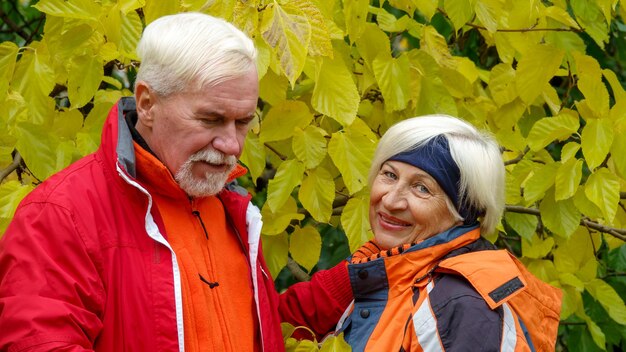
[336,115,562,351]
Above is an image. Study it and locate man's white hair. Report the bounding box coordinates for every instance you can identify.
[368,114,505,236]
[135,12,257,96]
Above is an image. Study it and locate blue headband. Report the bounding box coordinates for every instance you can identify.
[387,135,479,225]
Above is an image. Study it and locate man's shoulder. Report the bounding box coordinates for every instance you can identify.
[20,153,112,208]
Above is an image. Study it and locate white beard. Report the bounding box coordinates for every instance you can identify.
[174,148,237,197]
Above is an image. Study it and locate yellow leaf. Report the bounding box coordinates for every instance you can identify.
[0,181,34,220]
[421,26,454,68]
[328,119,377,195]
[573,187,604,220]
[299,168,335,223]
[261,3,311,86]
[584,315,606,349]
[34,0,101,20]
[523,162,559,204]
[539,189,581,238]
[240,134,266,185]
[320,332,352,352]
[504,212,537,241]
[292,126,328,169]
[515,44,564,105]
[261,197,305,236]
[289,225,322,272]
[584,168,620,223]
[312,52,360,126]
[119,10,143,59]
[372,53,410,112]
[603,69,626,103]
[560,142,580,162]
[267,159,305,212]
[343,0,369,43]
[341,193,373,252]
[610,122,626,179]
[444,0,475,31]
[13,41,56,125]
[527,110,579,151]
[259,69,288,106]
[355,23,391,70]
[475,0,501,33]
[67,54,104,108]
[555,158,582,201]
[293,0,333,57]
[260,100,313,143]
[0,42,18,102]
[586,278,626,325]
[560,286,582,320]
[522,234,555,259]
[581,118,613,170]
[415,0,438,20]
[541,4,581,29]
[261,233,289,278]
[574,53,609,116]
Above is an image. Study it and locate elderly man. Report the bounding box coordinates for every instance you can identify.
[0,12,352,351]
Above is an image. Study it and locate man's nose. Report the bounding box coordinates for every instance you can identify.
[212,124,241,156]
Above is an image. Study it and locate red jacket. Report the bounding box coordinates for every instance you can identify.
[0,97,352,352]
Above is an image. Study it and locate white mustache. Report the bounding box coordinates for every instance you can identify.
[188,149,237,167]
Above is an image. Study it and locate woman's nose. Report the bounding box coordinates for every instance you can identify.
[381,185,408,210]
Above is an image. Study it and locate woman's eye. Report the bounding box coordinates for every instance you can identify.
[414,184,430,194]
[382,171,397,180]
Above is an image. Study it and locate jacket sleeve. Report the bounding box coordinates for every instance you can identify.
[275,258,353,340]
[0,201,104,352]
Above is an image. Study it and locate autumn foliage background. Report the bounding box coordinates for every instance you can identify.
[1,0,626,350]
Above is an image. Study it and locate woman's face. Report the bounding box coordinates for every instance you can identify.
[369,160,461,249]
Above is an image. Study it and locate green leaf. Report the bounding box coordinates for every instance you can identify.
[523,162,559,204]
[527,110,579,151]
[261,233,289,278]
[261,2,311,86]
[584,168,620,223]
[260,100,314,143]
[0,181,34,219]
[312,53,360,126]
[289,225,322,272]
[67,54,103,108]
[539,189,581,239]
[267,159,305,212]
[504,212,537,241]
[292,126,328,169]
[586,278,626,325]
[328,119,377,195]
[319,332,352,352]
[341,194,372,252]
[521,234,555,259]
[581,118,613,170]
[444,0,474,31]
[34,0,101,20]
[299,168,334,223]
[261,197,305,236]
[240,134,266,185]
[555,158,582,201]
[373,53,410,112]
[515,44,564,105]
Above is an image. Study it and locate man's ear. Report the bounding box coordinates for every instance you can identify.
[135,81,155,128]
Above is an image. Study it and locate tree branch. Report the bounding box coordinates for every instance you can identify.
[505,205,626,241]
[466,23,582,33]
[0,8,30,41]
[0,150,22,182]
[287,257,311,282]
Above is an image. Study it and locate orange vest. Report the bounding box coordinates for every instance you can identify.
[134,143,259,352]
[339,225,562,351]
